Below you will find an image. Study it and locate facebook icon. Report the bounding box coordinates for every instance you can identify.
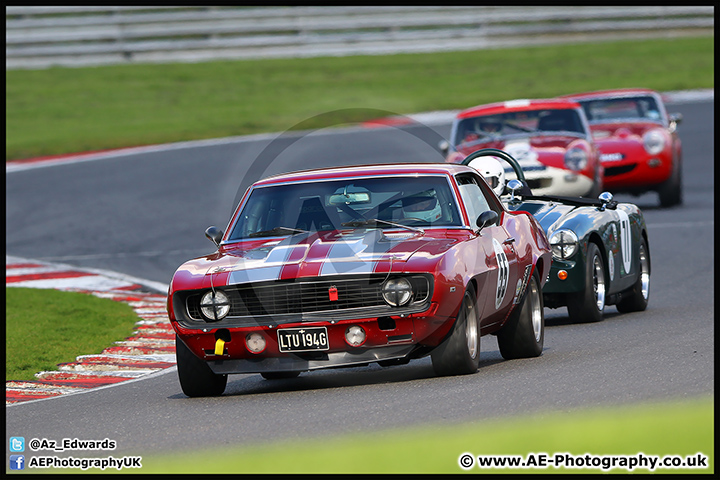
[10,455,25,470]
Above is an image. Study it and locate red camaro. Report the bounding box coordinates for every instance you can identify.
[562,88,683,207]
[443,98,603,197]
[168,163,551,396]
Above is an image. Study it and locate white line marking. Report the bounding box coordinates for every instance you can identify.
[647,221,714,228]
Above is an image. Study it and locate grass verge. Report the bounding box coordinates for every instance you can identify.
[137,396,713,474]
[5,287,139,381]
[6,36,714,161]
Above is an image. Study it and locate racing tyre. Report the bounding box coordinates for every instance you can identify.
[431,288,480,376]
[567,242,606,323]
[176,336,228,397]
[261,371,301,380]
[616,238,650,313]
[658,162,682,207]
[498,272,544,359]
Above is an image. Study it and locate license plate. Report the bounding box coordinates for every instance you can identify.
[277,327,329,353]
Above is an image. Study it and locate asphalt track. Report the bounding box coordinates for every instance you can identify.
[5,98,714,459]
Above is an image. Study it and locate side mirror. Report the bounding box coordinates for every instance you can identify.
[507,179,524,202]
[598,192,615,211]
[205,226,224,247]
[668,112,682,125]
[476,210,499,233]
[668,112,682,133]
[438,140,450,156]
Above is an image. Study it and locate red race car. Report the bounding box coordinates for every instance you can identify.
[561,88,683,207]
[442,98,603,197]
[168,163,551,396]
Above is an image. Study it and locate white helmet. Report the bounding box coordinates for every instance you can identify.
[467,156,506,196]
[401,190,442,223]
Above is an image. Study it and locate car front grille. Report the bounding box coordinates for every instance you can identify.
[526,178,553,190]
[605,164,637,177]
[185,274,431,321]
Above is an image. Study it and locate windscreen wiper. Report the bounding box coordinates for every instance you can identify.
[341,218,424,234]
[248,226,309,238]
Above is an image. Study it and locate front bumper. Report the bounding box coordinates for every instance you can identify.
[601,156,673,191]
[206,344,418,374]
[173,302,455,374]
[598,141,674,191]
[543,257,586,294]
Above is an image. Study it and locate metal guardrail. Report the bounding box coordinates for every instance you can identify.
[6,6,715,69]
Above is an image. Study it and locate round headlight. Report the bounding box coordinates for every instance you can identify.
[564,147,588,172]
[643,130,665,155]
[549,229,579,260]
[382,277,413,307]
[200,290,230,321]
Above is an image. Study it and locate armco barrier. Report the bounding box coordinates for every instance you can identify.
[6,6,714,69]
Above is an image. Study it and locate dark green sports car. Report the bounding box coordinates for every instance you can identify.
[463,149,650,323]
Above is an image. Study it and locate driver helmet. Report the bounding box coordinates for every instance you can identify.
[467,156,506,196]
[477,117,502,134]
[401,189,442,223]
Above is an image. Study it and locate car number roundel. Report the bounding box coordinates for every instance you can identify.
[492,238,510,309]
[615,210,632,275]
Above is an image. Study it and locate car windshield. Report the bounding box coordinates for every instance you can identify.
[227,175,463,240]
[453,108,585,147]
[577,96,661,123]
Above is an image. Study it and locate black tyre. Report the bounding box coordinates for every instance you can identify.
[431,288,480,376]
[616,237,651,313]
[587,172,604,199]
[567,242,606,323]
[176,336,227,397]
[261,371,301,380]
[498,272,544,359]
[658,162,682,207]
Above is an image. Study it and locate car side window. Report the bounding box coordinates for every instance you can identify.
[456,174,499,226]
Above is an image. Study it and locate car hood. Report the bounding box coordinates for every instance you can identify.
[172,229,458,288]
[457,136,582,171]
[589,121,662,141]
[508,200,578,234]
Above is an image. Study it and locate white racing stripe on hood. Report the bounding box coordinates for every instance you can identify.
[223,229,420,283]
[226,239,304,284]
[227,265,284,284]
[320,229,398,276]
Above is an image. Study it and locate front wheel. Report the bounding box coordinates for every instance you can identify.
[498,272,544,359]
[657,160,682,207]
[616,238,650,313]
[431,288,480,376]
[567,242,606,323]
[176,336,228,397]
[658,176,682,207]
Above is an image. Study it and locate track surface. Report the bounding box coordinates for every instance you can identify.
[5,100,713,457]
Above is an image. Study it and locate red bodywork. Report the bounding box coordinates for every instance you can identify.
[167,163,551,374]
[445,99,602,196]
[561,89,682,194]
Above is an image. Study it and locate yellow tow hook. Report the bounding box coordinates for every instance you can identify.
[214,338,226,356]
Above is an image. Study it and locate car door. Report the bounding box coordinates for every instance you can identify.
[456,173,519,328]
